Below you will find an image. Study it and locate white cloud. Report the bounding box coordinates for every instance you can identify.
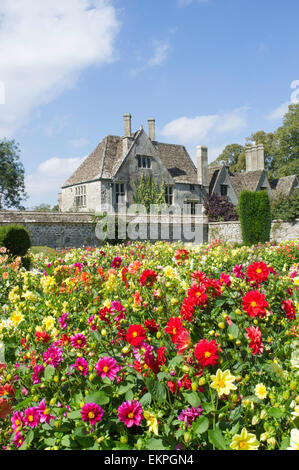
[0,0,120,137]
[160,108,248,144]
[131,40,170,75]
[265,101,290,120]
[25,156,86,207]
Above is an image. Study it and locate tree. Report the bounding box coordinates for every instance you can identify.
[271,103,299,179]
[132,174,166,212]
[210,144,245,172]
[33,204,59,212]
[0,139,27,210]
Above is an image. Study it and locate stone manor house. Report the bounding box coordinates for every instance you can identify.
[59,114,298,213]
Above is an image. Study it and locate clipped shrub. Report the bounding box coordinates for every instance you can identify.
[0,224,31,257]
[203,194,238,222]
[238,190,271,245]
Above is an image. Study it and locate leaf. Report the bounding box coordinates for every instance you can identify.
[19,430,34,450]
[268,407,284,419]
[125,389,134,401]
[61,435,71,447]
[139,392,152,407]
[145,438,168,450]
[208,429,228,450]
[182,391,201,408]
[193,416,209,434]
[44,365,55,381]
[84,391,109,406]
[67,410,82,419]
[227,323,239,339]
[279,436,290,450]
[145,377,166,403]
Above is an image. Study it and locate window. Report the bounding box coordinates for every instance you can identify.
[186,201,199,215]
[165,186,173,205]
[75,185,86,207]
[115,182,125,205]
[220,184,228,196]
[137,155,151,169]
[190,184,195,191]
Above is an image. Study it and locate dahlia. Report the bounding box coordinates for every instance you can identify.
[230,428,259,450]
[210,369,237,397]
[58,313,69,330]
[11,411,25,431]
[187,284,208,307]
[117,400,144,428]
[38,399,55,424]
[178,405,202,428]
[43,345,63,367]
[111,256,122,269]
[81,402,103,426]
[164,317,184,342]
[242,290,269,318]
[194,339,220,368]
[74,357,89,376]
[246,326,264,356]
[32,365,45,384]
[24,407,41,428]
[13,432,25,448]
[95,356,120,380]
[246,262,269,283]
[71,333,87,349]
[139,269,157,287]
[126,324,147,347]
[281,299,296,321]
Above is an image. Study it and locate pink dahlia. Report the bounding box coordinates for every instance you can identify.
[71,333,87,349]
[74,357,89,376]
[24,407,41,428]
[81,402,103,426]
[11,411,25,431]
[43,345,63,367]
[95,356,120,380]
[13,432,24,448]
[38,399,55,424]
[117,400,144,428]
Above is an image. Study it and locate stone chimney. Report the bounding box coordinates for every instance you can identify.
[123,113,132,137]
[123,114,132,155]
[245,143,264,172]
[148,118,155,141]
[197,146,208,187]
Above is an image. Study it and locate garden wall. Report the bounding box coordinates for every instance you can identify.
[208,219,299,244]
[0,211,209,249]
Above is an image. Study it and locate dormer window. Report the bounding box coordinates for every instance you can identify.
[137,156,151,169]
[220,184,228,196]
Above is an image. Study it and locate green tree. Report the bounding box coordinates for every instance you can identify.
[210,144,245,172]
[0,139,27,210]
[271,103,299,178]
[132,174,166,212]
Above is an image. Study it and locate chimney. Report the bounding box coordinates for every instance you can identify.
[197,146,208,187]
[245,143,264,172]
[148,118,155,141]
[123,113,132,137]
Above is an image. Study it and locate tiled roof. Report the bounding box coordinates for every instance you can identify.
[270,175,298,197]
[230,170,263,196]
[62,133,199,187]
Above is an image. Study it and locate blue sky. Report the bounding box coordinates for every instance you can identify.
[0,0,298,208]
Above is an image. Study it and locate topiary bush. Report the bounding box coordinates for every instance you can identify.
[238,190,271,245]
[0,224,31,257]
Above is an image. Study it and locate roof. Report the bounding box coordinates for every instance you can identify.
[208,166,223,194]
[62,131,199,188]
[230,170,264,196]
[270,175,298,197]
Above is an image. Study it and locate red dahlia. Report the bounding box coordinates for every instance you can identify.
[194,339,219,367]
[246,326,264,355]
[281,298,296,321]
[164,317,184,342]
[139,269,157,287]
[242,290,269,318]
[246,262,269,283]
[126,324,147,347]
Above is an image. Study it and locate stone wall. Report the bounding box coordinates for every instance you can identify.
[208,219,299,244]
[0,211,209,249]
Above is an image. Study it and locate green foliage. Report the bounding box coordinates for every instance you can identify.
[211,143,245,172]
[0,139,27,210]
[132,174,166,212]
[238,190,271,245]
[271,189,299,221]
[0,224,31,256]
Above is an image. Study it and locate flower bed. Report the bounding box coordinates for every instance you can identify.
[0,240,298,451]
